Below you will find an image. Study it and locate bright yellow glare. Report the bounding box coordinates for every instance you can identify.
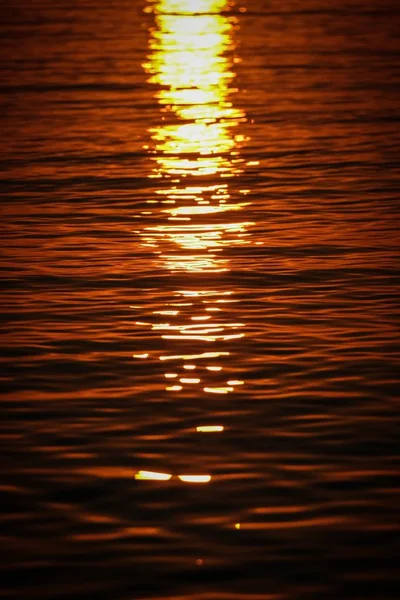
[164,203,249,216]
[145,0,246,182]
[150,122,235,157]
[142,219,254,273]
[178,290,231,296]
[153,0,229,14]
[178,475,212,483]
[139,4,249,397]
[196,425,224,432]
[160,351,229,360]
[191,316,211,321]
[135,471,172,481]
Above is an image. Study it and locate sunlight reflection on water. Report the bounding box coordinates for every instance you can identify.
[2,0,399,596]
[134,0,251,478]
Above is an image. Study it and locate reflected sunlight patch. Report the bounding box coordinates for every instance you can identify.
[135,471,211,484]
[135,471,172,481]
[144,0,247,183]
[160,351,229,360]
[196,425,224,432]
[150,0,231,15]
[178,475,211,483]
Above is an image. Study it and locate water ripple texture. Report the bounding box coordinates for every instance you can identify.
[1,0,399,599]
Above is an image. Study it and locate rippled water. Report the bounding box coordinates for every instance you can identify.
[1,0,399,598]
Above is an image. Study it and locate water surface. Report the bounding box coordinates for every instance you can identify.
[1,0,399,598]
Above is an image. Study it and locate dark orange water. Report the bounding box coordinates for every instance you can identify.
[1,0,399,598]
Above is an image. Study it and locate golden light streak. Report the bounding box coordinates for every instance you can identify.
[164,203,249,216]
[178,475,211,483]
[156,322,243,331]
[135,471,172,481]
[162,335,220,341]
[160,352,230,361]
[191,315,211,321]
[136,1,249,398]
[145,5,244,178]
[134,471,212,484]
[166,302,193,306]
[196,425,224,432]
[141,0,253,274]
[177,290,232,296]
[151,0,230,15]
